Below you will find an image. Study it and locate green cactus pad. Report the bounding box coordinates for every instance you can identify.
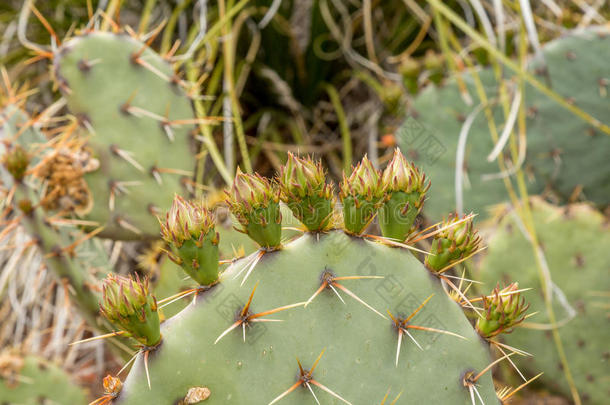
[54,31,197,239]
[116,231,497,404]
[399,28,610,219]
[0,354,87,405]
[478,197,610,403]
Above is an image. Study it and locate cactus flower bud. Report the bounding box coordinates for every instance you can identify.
[160,195,220,286]
[425,213,481,271]
[100,274,161,347]
[102,375,123,396]
[339,155,385,235]
[278,153,335,231]
[225,168,282,248]
[476,283,529,338]
[379,148,430,241]
[2,145,29,182]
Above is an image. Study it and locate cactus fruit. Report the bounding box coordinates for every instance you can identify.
[278,152,335,232]
[101,153,520,404]
[339,155,385,235]
[0,351,86,405]
[100,274,161,348]
[161,195,220,286]
[398,28,610,219]
[478,197,610,404]
[226,169,282,248]
[475,283,529,339]
[425,214,482,272]
[53,31,198,239]
[379,148,429,241]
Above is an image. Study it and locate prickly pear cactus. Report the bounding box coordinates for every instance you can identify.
[0,104,124,338]
[96,152,513,404]
[478,197,610,404]
[0,352,87,405]
[399,28,610,219]
[53,31,197,239]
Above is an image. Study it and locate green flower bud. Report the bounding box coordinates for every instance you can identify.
[225,168,282,248]
[278,153,335,232]
[160,195,219,285]
[100,274,161,347]
[399,57,421,94]
[339,155,385,235]
[476,283,529,338]
[425,213,481,271]
[424,50,444,85]
[379,148,430,241]
[2,145,29,182]
[160,195,214,247]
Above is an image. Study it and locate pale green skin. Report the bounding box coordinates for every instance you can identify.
[174,230,220,286]
[0,356,86,405]
[243,202,283,248]
[342,195,382,235]
[117,231,497,404]
[478,198,610,404]
[54,32,196,240]
[400,28,610,219]
[379,191,422,241]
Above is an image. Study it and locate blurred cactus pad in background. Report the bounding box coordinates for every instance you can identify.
[0,1,609,405]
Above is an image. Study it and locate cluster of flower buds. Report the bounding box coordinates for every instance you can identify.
[379,148,430,241]
[225,168,282,248]
[425,213,481,272]
[476,283,529,338]
[339,155,385,235]
[2,145,29,182]
[278,153,334,232]
[160,195,219,286]
[100,274,161,347]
